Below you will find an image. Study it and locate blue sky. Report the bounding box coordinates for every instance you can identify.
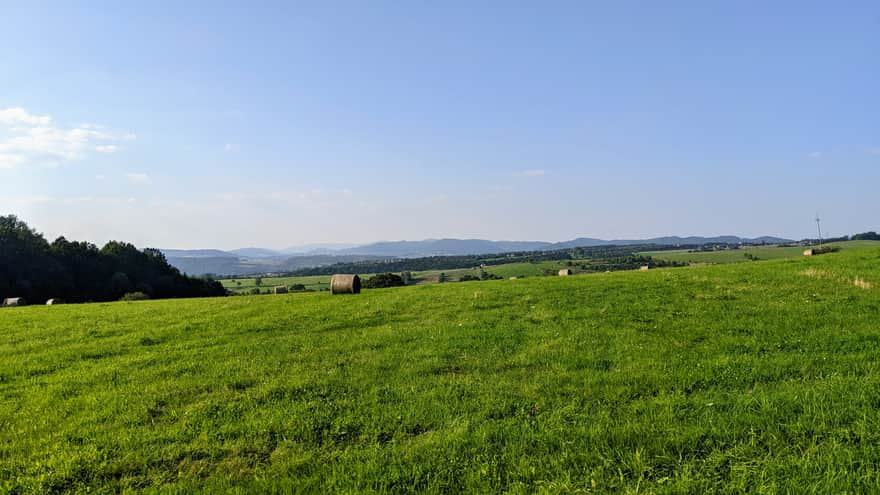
[1,2,877,249]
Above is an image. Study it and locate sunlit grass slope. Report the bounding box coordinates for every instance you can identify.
[2,246,880,493]
[642,239,880,264]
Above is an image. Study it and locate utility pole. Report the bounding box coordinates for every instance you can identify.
[815,213,823,246]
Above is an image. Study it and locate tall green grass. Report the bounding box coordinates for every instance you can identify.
[2,247,879,493]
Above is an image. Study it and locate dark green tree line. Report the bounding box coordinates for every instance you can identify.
[0,215,226,303]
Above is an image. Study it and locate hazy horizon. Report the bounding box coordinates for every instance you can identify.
[17,226,820,252]
[2,2,877,249]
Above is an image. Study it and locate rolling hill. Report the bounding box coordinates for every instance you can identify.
[163,235,793,275]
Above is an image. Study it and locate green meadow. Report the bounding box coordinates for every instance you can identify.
[222,241,880,294]
[221,274,333,293]
[221,261,567,292]
[641,240,880,264]
[417,261,566,283]
[3,246,880,493]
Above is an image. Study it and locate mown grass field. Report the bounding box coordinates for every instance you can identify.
[417,261,566,283]
[221,275,332,293]
[641,240,880,264]
[3,246,880,493]
[220,261,567,293]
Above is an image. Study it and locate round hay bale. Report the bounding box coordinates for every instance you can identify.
[558,269,572,276]
[331,274,361,294]
[273,285,288,294]
[46,298,63,305]
[2,297,26,307]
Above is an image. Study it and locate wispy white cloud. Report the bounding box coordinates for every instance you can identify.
[126,173,151,185]
[0,153,25,168]
[807,151,822,159]
[0,107,52,126]
[870,148,880,156]
[0,107,133,168]
[515,169,546,177]
[216,188,353,207]
[224,143,239,152]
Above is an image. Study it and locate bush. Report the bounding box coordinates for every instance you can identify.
[853,232,880,241]
[813,246,841,255]
[120,291,150,301]
[363,273,405,289]
[459,274,481,282]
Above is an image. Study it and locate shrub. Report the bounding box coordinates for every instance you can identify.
[852,232,880,241]
[813,246,841,255]
[120,291,150,301]
[363,273,405,289]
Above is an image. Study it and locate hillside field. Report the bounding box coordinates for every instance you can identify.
[416,261,567,283]
[220,261,567,293]
[641,239,880,265]
[221,274,333,293]
[2,246,880,492]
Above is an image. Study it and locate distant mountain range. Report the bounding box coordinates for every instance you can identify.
[162,235,792,276]
[227,248,285,258]
[328,236,792,257]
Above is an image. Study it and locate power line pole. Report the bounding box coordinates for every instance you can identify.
[815,213,823,246]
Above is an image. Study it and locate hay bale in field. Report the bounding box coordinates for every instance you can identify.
[273,285,288,294]
[803,249,814,256]
[640,265,650,271]
[509,276,518,280]
[331,274,361,294]
[45,298,63,305]
[558,269,572,276]
[2,297,26,307]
